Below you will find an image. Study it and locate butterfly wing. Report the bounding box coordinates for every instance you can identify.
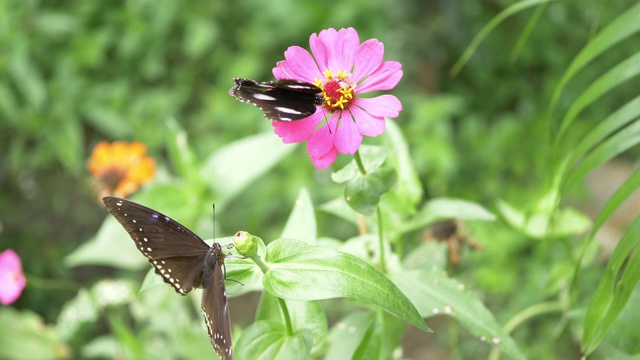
[229,78,323,121]
[103,196,210,295]
[201,243,233,360]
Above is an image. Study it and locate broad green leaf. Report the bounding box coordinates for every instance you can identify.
[319,197,359,226]
[384,119,423,208]
[404,197,495,234]
[332,146,388,183]
[393,269,525,360]
[200,132,295,202]
[582,217,640,355]
[65,213,147,269]
[450,0,555,76]
[0,308,70,360]
[280,188,317,244]
[557,51,640,141]
[324,312,373,360]
[256,292,327,355]
[235,320,312,360]
[497,199,590,239]
[263,239,430,332]
[550,1,640,117]
[344,163,397,215]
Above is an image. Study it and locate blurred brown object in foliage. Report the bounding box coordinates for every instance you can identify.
[423,220,482,267]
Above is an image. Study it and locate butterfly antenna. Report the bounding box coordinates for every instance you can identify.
[212,203,216,241]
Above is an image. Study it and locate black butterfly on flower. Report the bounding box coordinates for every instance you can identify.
[229,78,324,121]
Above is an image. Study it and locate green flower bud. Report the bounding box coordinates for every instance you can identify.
[234,231,259,258]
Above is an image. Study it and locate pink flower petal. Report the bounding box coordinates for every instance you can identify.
[357,61,403,93]
[353,95,402,118]
[349,105,386,137]
[332,28,360,72]
[334,112,363,154]
[306,113,339,157]
[273,46,323,82]
[0,249,26,305]
[352,39,384,83]
[310,146,338,169]
[310,30,333,72]
[272,111,324,143]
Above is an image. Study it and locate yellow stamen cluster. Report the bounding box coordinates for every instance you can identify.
[314,69,356,110]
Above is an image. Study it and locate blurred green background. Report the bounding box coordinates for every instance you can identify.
[1,0,639,358]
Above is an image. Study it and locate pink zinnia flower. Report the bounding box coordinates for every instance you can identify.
[0,249,26,305]
[272,27,403,168]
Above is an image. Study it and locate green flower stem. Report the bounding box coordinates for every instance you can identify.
[354,149,387,273]
[354,149,367,175]
[277,297,294,335]
[252,254,269,273]
[376,207,386,273]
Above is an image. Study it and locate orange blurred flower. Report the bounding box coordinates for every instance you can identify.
[87,141,156,199]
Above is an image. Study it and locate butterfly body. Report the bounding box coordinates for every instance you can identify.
[102,196,232,360]
[229,78,324,121]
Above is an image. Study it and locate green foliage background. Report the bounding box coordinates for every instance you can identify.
[1,0,639,359]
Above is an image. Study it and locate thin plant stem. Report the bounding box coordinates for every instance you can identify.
[376,207,386,273]
[277,297,293,335]
[354,149,387,273]
[354,150,367,175]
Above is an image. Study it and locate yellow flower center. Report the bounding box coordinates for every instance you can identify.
[314,69,355,111]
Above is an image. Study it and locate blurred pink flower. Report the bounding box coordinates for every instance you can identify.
[0,249,26,305]
[273,27,403,168]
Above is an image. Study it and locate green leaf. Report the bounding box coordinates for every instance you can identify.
[450,0,555,77]
[235,320,313,360]
[280,188,317,244]
[565,95,640,182]
[344,164,397,216]
[0,308,70,360]
[166,118,199,182]
[550,1,640,118]
[319,197,359,227]
[392,269,525,360]
[404,197,496,234]
[263,239,430,332]
[256,292,327,355]
[65,212,147,269]
[324,312,373,359]
[565,119,640,191]
[582,217,640,355]
[331,146,388,183]
[557,51,640,141]
[497,199,591,239]
[200,132,295,202]
[602,286,640,356]
[352,310,405,360]
[384,119,423,208]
